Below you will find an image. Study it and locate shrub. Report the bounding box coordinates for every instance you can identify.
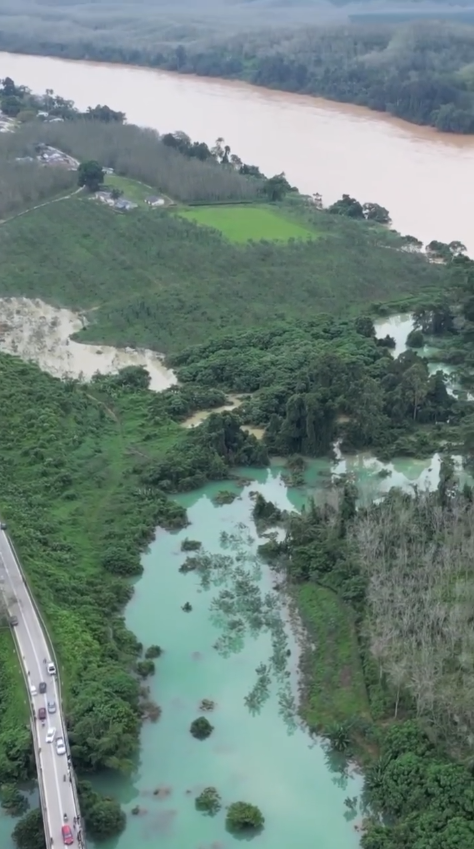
[181,538,202,551]
[144,645,162,659]
[190,716,213,739]
[136,659,155,678]
[226,801,264,832]
[12,808,45,849]
[195,787,221,814]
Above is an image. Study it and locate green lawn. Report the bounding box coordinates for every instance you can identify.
[178,204,318,242]
[296,583,370,729]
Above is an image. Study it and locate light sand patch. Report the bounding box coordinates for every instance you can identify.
[243,425,265,440]
[182,394,242,428]
[182,395,265,439]
[0,297,176,391]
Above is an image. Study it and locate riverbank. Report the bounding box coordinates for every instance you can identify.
[1,18,473,135]
[1,51,474,252]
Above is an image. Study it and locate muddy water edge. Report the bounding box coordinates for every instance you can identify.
[1,51,474,253]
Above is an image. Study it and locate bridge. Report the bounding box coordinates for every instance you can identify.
[0,528,85,848]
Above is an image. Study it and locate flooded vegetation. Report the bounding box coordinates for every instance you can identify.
[96,475,363,849]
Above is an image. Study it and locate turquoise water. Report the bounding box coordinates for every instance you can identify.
[87,448,465,849]
[91,471,364,849]
[0,786,38,849]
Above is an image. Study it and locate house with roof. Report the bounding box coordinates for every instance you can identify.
[144,196,165,207]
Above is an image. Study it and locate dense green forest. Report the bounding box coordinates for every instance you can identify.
[170,311,460,459]
[0,194,443,352]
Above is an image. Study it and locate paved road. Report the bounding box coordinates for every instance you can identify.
[0,530,83,848]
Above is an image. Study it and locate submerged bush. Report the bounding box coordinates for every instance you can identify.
[226,801,264,832]
[144,645,162,659]
[136,659,155,678]
[195,787,221,814]
[190,716,214,740]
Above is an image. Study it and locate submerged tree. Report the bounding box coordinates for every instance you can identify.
[226,801,264,832]
[190,717,214,739]
[195,787,221,815]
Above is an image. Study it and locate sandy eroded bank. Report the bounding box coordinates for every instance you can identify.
[0,297,176,391]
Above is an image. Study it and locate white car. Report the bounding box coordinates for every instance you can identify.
[55,736,66,756]
[29,684,37,696]
[46,727,56,744]
[47,662,56,676]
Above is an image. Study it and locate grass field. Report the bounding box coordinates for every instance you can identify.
[296,583,370,729]
[178,204,317,242]
[0,197,443,353]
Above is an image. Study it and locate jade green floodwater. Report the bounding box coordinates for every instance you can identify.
[0,314,468,849]
[89,472,365,849]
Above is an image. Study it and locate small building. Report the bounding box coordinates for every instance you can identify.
[95,191,112,203]
[114,199,137,212]
[103,167,114,175]
[145,196,165,207]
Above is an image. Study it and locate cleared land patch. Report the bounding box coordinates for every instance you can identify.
[296,583,370,728]
[104,174,169,206]
[178,204,318,242]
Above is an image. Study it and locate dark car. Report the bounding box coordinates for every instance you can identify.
[39,681,47,694]
[0,522,7,530]
[61,825,74,846]
[38,707,47,721]
[9,615,18,626]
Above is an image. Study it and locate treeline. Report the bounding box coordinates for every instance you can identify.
[0,76,125,122]
[264,473,474,848]
[0,157,75,220]
[165,21,474,134]
[0,118,76,219]
[169,312,459,459]
[12,120,261,203]
[2,18,474,132]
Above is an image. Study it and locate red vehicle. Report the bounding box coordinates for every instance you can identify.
[61,825,74,845]
[38,707,47,721]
